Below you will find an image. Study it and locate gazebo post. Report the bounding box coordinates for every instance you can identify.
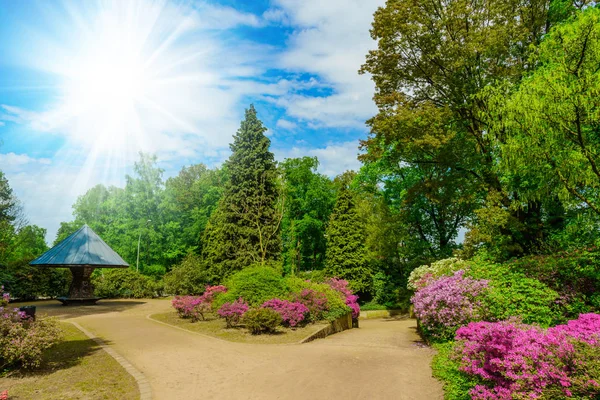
[68,266,95,298]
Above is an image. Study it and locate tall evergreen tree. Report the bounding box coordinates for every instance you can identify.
[324,173,371,294]
[202,105,282,280]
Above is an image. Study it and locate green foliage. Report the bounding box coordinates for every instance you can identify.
[202,105,282,280]
[466,261,561,327]
[490,7,600,216]
[431,342,481,400]
[163,254,208,295]
[0,263,70,300]
[508,249,600,318]
[242,308,282,334]
[324,175,372,294]
[214,265,288,308]
[284,277,350,321]
[280,157,336,275]
[92,268,156,299]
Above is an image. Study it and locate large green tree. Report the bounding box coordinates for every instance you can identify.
[202,105,282,280]
[324,173,372,294]
[492,7,600,216]
[360,0,589,259]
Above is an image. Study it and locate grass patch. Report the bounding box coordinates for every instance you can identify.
[0,322,139,400]
[151,311,328,344]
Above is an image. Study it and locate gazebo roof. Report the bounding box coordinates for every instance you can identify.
[30,224,129,268]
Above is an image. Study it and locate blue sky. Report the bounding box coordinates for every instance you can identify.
[0,0,383,242]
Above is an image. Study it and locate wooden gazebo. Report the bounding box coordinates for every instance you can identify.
[29,225,129,305]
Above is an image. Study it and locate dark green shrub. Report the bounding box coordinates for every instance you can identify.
[214,266,288,308]
[466,261,560,327]
[431,342,481,400]
[243,308,282,334]
[163,254,208,295]
[92,268,155,298]
[0,262,70,300]
[508,249,600,318]
[142,264,166,280]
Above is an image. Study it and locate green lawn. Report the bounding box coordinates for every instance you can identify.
[0,322,139,400]
[151,311,327,344]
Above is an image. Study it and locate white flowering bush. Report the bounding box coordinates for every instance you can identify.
[407,257,468,291]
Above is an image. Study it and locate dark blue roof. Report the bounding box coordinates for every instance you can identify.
[30,225,129,268]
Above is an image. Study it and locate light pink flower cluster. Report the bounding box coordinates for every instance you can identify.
[261,298,309,327]
[411,270,489,341]
[327,278,360,319]
[455,314,600,399]
[217,298,249,328]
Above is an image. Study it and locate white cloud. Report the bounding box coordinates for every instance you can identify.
[270,0,384,129]
[0,152,51,170]
[274,140,361,177]
[275,118,297,131]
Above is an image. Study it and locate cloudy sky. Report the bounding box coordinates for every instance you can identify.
[0,0,384,242]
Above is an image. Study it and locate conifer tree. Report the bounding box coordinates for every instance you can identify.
[324,174,371,294]
[202,105,282,280]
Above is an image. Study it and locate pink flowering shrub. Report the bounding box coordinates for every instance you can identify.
[200,285,227,303]
[291,289,329,321]
[172,296,211,321]
[0,390,7,400]
[454,314,600,399]
[262,298,309,327]
[0,286,62,369]
[327,278,360,319]
[217,298,249,328]
[172,285,227,322]
[411,270,489,341]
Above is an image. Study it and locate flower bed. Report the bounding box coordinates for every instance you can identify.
[169,269,359,337]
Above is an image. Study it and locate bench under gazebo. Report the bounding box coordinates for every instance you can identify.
[29,224,129,305]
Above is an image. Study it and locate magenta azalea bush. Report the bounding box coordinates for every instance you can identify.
[327,278,360,319]
[1,285,62,369]
[172,285,227,322]
[454,314,600,399]
[412,270,489,341]
[217,298,249,328]
[291,289,329,321]
[262,298,309,327]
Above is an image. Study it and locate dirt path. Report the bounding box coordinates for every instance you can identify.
[35,299,443,400]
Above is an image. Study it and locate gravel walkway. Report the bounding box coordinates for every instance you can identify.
[35,299,443,400]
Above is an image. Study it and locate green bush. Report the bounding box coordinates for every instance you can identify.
[92,268,156,298]
[0,262,70,300]
[163,254,208,295]
[141,264,166,280]
[466,261,560,327]
[431,342,482,400]
[508,249,600,318]
[284,277,350,321]
[214,266,288,308]
[243,308,282,334]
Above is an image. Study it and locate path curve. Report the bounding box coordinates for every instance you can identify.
[52,300,442,400]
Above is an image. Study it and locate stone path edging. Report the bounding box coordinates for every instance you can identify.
[67,321,152,400]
